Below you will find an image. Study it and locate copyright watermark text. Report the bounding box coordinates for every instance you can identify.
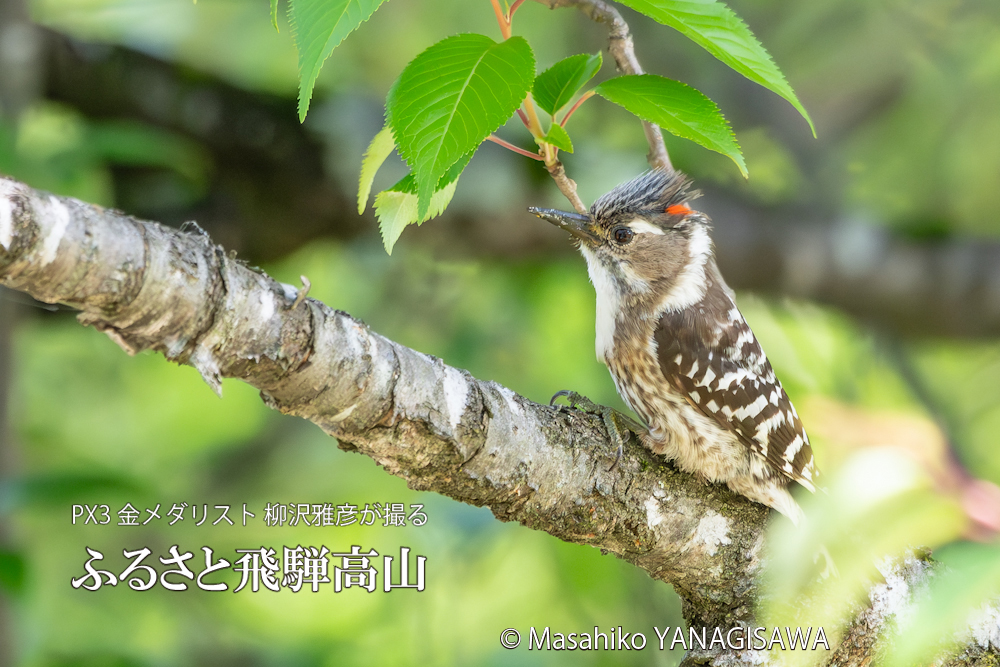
[500,626,831,651]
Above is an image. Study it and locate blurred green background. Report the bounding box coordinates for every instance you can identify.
[2,0,1000,665]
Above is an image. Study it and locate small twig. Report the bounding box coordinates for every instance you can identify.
[531,0,672,171]
[545,161,588,214]
[486,134,544,160]
[292,275,311,310]
[560,90,595,127]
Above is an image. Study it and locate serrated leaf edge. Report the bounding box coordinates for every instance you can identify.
[291,0,389,122]
[533,52,602,115]
[386,34,534,219]
[374,179,459,254]
[595,74,747,177]
[358,125,396,214]
[616,0,814,136]
[542,124,574,153]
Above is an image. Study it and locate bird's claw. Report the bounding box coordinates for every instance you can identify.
[549,389,578,411]
[550,390,646,470]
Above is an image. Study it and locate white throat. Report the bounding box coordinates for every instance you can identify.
[580,245,619,363]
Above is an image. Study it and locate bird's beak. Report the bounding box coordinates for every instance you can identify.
[528,207,599,244]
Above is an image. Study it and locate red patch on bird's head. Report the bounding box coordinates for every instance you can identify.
[666,204,692,216]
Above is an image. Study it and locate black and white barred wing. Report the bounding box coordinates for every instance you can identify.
[654,306,817,490]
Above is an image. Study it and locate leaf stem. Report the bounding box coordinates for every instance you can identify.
[560,90,595,127]
[516,108,531,128]
[486,134,544,161]
[522,92,544,136]
[542,141,555,166]
[490,0,513,39]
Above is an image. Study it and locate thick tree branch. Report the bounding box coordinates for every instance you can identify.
[1,176,998,665]
[532,0,672,172]
[0,176,766,630]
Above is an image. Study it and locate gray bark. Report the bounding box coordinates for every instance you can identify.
[0,176,997,666]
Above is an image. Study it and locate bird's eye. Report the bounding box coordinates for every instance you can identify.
[613,227,634,244]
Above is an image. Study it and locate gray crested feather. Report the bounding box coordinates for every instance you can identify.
[590,169,701,221]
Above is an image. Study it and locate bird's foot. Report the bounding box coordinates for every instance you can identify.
[550,390,646,470]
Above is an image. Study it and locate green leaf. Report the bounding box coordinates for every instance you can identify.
[542,124,573,153]
[374,152,471,254]
[614,0,813,135]
[270,0,279,30]
[533,52,602,115]
[595,74,746,177]
[357,125,395,214]
[375,182,459,255]
[387,150,472,196]
[289,0,389,122]
[386,34,535,219]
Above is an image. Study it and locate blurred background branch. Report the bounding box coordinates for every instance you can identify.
[40,27,357,260]
[22,30,1000,337]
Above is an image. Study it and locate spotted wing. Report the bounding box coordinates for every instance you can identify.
[654,301,817,490]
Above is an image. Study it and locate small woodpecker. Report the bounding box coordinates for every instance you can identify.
[531,169,817,524]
